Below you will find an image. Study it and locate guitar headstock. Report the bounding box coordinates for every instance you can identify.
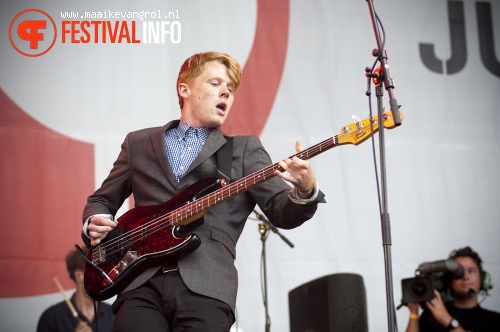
[337,109,404,146]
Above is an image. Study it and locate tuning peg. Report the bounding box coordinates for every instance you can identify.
[341,125,351,133]
[352,115,364,130]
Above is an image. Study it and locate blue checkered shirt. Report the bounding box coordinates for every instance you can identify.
[165,119,212,182]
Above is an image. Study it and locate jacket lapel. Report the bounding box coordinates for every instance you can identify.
[183,128,226,178]
[150,120,179,186]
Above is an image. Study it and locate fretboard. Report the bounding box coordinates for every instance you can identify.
[168,135,339,226]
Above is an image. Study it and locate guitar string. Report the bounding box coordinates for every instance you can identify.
[93,160,284,260]
[92,115,385,262]
[92,162,281,261]
[91,132,346,261]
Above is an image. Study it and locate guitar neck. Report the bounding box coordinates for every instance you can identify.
[168,135,339,226]
[167,109,404,226]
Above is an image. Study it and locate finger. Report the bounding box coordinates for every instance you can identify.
[91,216,117,228]
[89,217,116,230]
[282,159,303,177]
[90,237,102,246]
[276,161,290,178]
[88,225,113,236]
[88,229,108,238]
[278,159,292,172]
[295,140,303,153]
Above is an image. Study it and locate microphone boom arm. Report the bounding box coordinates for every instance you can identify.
[253,210,295,248]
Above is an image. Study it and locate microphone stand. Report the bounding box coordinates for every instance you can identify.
[254,209,294,332]
[364,1,402,331]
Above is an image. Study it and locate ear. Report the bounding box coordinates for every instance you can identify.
[178,83,190,99]
[74,270,84,282]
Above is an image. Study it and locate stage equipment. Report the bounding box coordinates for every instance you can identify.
[289,273,368,332]
[363,0,403,330]
[254,209,294,332]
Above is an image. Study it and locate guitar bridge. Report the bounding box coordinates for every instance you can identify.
[103,251,139,286]
[92,245,106,264]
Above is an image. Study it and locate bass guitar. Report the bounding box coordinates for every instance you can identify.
[84,110,403,300]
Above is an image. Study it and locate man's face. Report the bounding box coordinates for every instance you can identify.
[180,61,235,128]
[451,256,481,296]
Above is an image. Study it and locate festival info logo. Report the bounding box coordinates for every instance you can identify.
[9,9,57,57]
[9,8,182,57]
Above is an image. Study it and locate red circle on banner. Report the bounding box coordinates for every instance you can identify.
[222,0,289,137]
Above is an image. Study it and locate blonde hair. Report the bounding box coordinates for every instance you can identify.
[177,52,242,108]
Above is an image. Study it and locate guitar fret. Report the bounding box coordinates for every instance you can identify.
[224,187,229,198]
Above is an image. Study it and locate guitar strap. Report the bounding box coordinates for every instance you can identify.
[216,136,233,183]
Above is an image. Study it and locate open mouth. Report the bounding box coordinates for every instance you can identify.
[216,102,226,112]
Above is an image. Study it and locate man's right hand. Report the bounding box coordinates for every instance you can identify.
[87,216,117,246]
[425,290,453,328]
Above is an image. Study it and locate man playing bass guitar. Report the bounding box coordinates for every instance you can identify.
[82,51,326,331]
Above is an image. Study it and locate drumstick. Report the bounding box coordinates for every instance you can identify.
[53,276,79,319]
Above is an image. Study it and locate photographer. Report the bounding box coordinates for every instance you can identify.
[405,246,500,332]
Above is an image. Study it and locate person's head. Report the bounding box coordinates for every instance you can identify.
[448,246,483,299]
[66,247,87,283]
[176,52,242,128]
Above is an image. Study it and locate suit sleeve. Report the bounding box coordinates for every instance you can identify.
[242,136,326,229]
[81,134,133,244]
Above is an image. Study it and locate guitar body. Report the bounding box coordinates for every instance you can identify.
[84,177,221,301]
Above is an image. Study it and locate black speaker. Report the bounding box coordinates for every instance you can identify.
[289,273,368,332]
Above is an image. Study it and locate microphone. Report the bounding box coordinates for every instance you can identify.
[468,288,478,294]
[417,259,464,279]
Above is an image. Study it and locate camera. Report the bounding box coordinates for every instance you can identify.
[400,259,464,304]
[401,275,444,303]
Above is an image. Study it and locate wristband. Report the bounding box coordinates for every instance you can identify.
[410,313,419,320]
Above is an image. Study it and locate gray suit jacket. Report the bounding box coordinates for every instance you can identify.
[83,120,325,312]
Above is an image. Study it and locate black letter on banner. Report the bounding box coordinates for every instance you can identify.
[476,2,500,78]
[419,1,467,75]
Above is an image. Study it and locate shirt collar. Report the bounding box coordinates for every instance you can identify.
[178,118,212,139]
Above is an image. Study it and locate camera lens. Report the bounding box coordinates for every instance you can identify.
[402,276,434,303]
[412,281,428,296]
